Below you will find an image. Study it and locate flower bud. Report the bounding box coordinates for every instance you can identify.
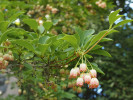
[68,82,73,88]
[60,69,65,74]
[77,87,82,93]
[18,89,22,95]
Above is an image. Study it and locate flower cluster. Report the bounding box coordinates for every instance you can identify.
[96,0,106,8]
[0,50,14,69]
[46,4,58,14]
[67,81,82,93]
[27,5,44,16]
[69,63,99,89]
[59,66,82,93]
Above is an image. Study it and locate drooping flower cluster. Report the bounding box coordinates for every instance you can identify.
[59,66,82,93]
[0,51,14,69]
[96,0,106,8]
[69,63,99,89]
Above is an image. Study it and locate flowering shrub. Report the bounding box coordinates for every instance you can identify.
[0,0,132,99]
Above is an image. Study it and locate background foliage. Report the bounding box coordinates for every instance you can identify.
[0,0,133,100]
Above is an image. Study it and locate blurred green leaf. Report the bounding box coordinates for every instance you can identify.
[9,12,24,23]
[91,45,103,51]
[61,35,78,49]
[39,35,50,44]
[91,63,105,75]
[23,19,38,31]
[37,44,49,56]
[23,63,33,70]
[0,21,9,33]
[113,20,133,28]
[100,38,113,42]
[11,39,35,52]
[109,9,121,26]
[90,50,111,57]
[43,21,53,31]
[0,11,4,22]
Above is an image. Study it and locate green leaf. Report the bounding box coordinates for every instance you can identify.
[74,33,80,45]
[60,92,76,99]
[83,35,94,50]
[39,35,50,44]
[23,19,38,31]
[100,38,113,42]
[109,9,121,25]
[61,35,78,49]
[88,29,118,48]
[106,29,119,36]
[113,20,133,28]
[90,50,111,57]
[89,30,107,47]
[11,39,35,52]
[91,63,105,75]
[0,11,4,22]
[37,44,49,56]
[9,12,24,23]
[0,46,7,49]
[75,27,95,47]
[91,45,103,51]
[0,21,9,33]
[82,29,95,46]
[23,63,33,70]
[85,54,93,58]
[43,21,53,31]
[0,28,27,44]
[0,28,12,44]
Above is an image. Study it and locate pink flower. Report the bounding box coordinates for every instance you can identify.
[69,68,77,78]
[80,63,87,72]
[89,69,97,78]
[76,77,84,87]
[75,67,80,76]
[84,73,91,84]
[89,78,99,89]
